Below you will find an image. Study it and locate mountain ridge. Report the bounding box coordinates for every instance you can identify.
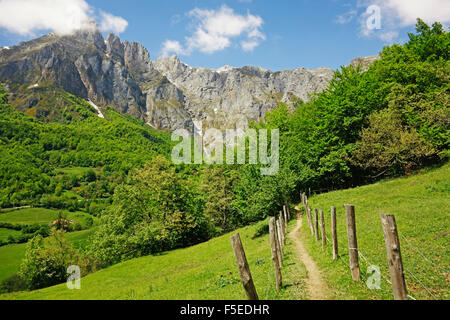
[0,27,375,132]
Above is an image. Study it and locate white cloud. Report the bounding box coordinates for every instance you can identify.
[241,39,260,52]
[0,0,128,36]
[382,0,450,26]
[357,0,450,42]
[336,9,358,24]
[378,31,399,43]
[161,5,265,56]
[161,40,187,56]
[99,10,128,34]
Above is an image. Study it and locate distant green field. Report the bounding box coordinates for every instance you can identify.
[55,167,99,176]
[302,164,450,300]
[0,208,95,228]
[0,229,22,242]
[1,220,309,300]
[0,228,96,283]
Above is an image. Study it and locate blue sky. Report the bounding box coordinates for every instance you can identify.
[0,0,449,71]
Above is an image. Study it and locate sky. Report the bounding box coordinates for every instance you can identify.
[0,0,449,71]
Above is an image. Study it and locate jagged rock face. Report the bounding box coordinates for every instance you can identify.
[153,56,334,129]
[145,76,192,131]
[349,55,380,71]
[0,27,145,118]
[0,27,335,132]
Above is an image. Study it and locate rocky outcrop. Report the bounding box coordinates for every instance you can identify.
[152,56,334,130]
[349,55,380,71]
[0,25,336,132]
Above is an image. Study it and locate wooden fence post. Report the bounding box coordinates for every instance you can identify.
[320,210,327,250]
[276,219,284,251]
[307,208,314,236]
[344,205,360,281]
[230,233,259,300]
[331,206,338,261]
[380,214,408,300]
[275,219,283,267]
[269,218,282,291]
[314,208,320,242]
[283,206,288,225]
[279,211,286,236]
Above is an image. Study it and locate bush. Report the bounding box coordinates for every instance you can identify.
[0,274,27,294]
[349,109,436,177]
[88,157,212,267]
[18,229,82,290]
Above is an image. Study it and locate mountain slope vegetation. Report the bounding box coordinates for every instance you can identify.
[2,164,448,300]
[0,19,448,298]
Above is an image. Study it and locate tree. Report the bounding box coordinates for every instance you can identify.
[18,230,81,290]
[349,109,436,177]
[200,166,239,232]
[88,156,212,267]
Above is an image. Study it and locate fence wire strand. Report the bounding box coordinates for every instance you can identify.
[300,202,444,301]
[404,268,437,300]
[312,209,417,300]
[400,234,450,274]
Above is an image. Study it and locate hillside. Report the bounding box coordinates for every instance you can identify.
[303,163,449,300]
[0,84,172,209]
[2,164,448,300]
[0,19,448,301]
[1,218,309,300]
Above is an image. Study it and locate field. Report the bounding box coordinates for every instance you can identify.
[0,208,96,229]
[302,164,449,300]
[0,228,22,242]
[1,220,309,300]
[55,167,99,176]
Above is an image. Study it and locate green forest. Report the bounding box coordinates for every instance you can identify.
[0,20,448,293]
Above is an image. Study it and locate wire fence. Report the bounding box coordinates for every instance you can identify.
[303,193,446,301]
[400,234,450,274]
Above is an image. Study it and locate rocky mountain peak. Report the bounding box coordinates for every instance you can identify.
[0,31,341,133]
[66,21,106,51]
[216,65,234,73]
[106,33,124,58]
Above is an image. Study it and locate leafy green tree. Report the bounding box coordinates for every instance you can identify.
[18,230,80,290]
[199,166,239,233]
[88,156,211,267]
[349,109,436,176]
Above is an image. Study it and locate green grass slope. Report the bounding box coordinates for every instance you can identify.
[0,208,95,227]
[302,164,449,300]
[1,220,308,300]
[1,165,448,300]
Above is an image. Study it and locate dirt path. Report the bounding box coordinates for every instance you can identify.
[288,215,331,300]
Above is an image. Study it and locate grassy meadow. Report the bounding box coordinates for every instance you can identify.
[0,208,96,228]
[0,165,448,300]
[301,164,449,300]
[1,219,310,300]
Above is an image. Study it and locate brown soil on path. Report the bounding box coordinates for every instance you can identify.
[288,215,332,300]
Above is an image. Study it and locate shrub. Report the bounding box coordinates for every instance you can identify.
[349,109,436,177]
[0,274,27,294]
[18,229,82,290]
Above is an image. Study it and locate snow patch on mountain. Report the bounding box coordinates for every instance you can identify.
[87,99,105,119]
